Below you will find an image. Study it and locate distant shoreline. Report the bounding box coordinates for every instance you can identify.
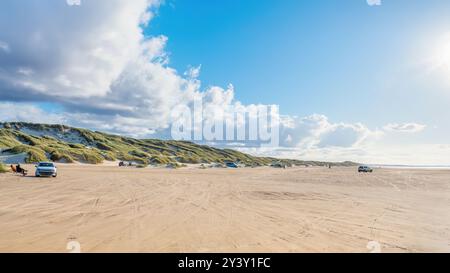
[369,164,450,170]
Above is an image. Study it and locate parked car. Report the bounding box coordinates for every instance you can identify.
[225,162,238,168]
[35,162,58,177]
[271,161,287,169]
[358,165,373,173]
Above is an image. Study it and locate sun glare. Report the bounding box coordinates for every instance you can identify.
[433,33,450,71]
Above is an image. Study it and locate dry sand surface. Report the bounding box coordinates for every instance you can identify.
[0,164,449,253]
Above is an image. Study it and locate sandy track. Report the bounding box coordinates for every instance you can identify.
[0,165,449,253]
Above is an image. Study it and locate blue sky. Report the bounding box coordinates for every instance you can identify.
[0,0,450,164]
[148,0,450,125]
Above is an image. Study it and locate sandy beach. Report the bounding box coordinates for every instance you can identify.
[0,164,449,253]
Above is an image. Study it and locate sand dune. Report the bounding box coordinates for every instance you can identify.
[0,152,27,164]
[0,165,449,253]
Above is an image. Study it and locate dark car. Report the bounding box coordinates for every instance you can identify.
[358,166,373,173]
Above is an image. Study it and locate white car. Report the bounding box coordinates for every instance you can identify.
[35,162,58,177]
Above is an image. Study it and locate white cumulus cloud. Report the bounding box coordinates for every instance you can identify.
[279,114,383,149]
[0,41,10,53]
[0,102,65,124]
[367,0,382,6]
[383,123,427,133]
[66,0,81,6]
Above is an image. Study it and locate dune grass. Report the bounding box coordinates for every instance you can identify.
[0,122,359,167]
[0,164,8,173]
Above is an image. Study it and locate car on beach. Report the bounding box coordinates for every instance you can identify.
[225,162,239,168]
[358,165,373,173]
[35,162,58,177]
[271,161,287,169]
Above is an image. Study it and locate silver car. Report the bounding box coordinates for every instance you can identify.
[35,162,58,177]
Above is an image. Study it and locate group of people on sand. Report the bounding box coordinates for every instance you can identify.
[10,164,27,176]
[118,161,134,167]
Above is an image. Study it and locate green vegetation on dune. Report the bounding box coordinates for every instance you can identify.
[149,155,171,165]
[0,122,359,167]
[49,150,75,163]
[0,164,8,173]
[3,145,47,163]
[0,129,22,147]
